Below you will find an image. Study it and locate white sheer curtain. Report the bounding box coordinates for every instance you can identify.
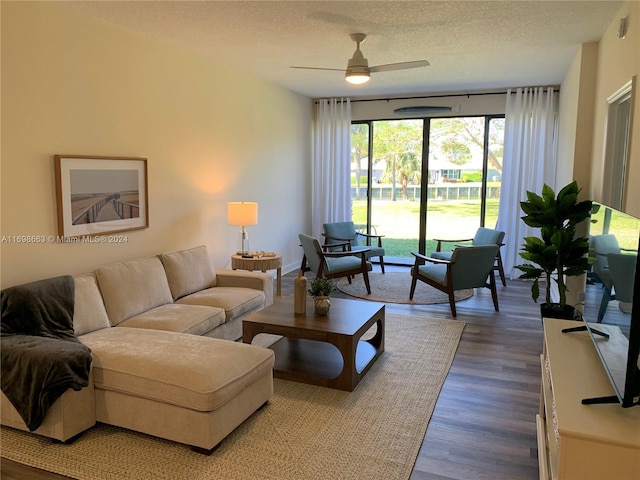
[311,98,352,238]
[496,87,558,278]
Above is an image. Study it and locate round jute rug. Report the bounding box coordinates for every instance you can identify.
[337,271,474,304]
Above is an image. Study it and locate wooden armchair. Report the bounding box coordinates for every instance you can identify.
[591,233,637,321]
[410,244,500,317]
[299,233,372,294]
[432,227,506,286]
[322,221,385,273]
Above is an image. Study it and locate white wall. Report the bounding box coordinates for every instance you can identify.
[0,2,312,287]
[590,1,640,217]
[557,43,598,194]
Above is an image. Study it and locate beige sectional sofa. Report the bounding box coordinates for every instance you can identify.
[1,245,275,453]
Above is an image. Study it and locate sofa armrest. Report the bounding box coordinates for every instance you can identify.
[215,269,274,307]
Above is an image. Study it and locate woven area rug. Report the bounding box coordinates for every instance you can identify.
[337,271,473,304]
[1,314,464,480]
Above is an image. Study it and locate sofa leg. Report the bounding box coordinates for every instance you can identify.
[192,442,221,456]
[53,431,85,445]
[191,401,269,455]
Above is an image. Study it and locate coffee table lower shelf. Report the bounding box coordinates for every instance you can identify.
[270,337,378,389]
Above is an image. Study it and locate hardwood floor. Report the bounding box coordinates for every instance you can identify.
[371,266,543,480]
[1,265,544,480]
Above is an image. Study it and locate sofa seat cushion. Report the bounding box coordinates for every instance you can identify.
[176,287,264,322]
[79,327,274,412]
[117,304,225,336]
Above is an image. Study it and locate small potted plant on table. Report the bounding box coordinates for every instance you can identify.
[515,181,592,320]
[308,277,336,316]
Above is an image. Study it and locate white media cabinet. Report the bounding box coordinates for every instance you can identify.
[538,318,640,479]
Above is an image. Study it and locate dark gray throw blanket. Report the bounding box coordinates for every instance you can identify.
[1,275,92,431]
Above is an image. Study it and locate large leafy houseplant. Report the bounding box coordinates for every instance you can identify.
[515,181,592,319]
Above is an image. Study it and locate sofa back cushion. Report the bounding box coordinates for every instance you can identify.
[73,274,111,336]
[160,245,216,300]
[95,256,173,326]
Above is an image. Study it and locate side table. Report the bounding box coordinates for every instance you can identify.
[231,253,282,296]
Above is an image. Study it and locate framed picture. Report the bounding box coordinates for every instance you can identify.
[55,155,149,237]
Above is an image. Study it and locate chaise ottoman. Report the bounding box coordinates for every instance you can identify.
[79,326,274,452]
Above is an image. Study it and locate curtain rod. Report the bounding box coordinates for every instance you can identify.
[351,91,509,103]
[315,87,560,104]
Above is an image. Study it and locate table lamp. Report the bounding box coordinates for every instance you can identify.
[227,201,258,255]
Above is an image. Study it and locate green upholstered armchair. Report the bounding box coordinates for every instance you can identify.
[604,252,637,317]
[431,227,506,286]
[410,244,500,317]
[299,233,373,294]
[322,221,386,273]
[590,234,635,321]
[608,253,637,304]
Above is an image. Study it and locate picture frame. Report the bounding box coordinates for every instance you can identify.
[54,155,149,237]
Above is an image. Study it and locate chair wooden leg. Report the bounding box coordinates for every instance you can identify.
[496,251,506,286]
[597,286,612,322]
[409,272,418,299]
[379,256,385,274]
[489,274,499,311]
[448,289,457,317]
[362,269,371,294]
[445,267,456,317]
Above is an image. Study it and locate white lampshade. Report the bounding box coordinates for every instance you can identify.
[227,202,258,226]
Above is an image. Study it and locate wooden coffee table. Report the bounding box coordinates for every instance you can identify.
[242,297,385,391]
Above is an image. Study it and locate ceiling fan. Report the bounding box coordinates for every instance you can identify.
[291,33,430,85]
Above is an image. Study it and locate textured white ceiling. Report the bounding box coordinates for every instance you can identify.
[69,1,623,98]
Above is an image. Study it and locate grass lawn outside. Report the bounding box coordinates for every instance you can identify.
[352,198,640,262]
[590,206,640,250]
[352,198,500,258]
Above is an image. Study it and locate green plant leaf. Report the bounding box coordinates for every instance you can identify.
[531,278,540,303]
[308,276,336,297]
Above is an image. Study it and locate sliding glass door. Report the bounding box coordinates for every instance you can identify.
[351,116,504,264]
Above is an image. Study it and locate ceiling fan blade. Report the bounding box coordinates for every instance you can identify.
[369,60,430,73]
[290,66,346,72]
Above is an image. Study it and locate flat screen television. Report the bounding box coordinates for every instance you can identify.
[579,203,640,407]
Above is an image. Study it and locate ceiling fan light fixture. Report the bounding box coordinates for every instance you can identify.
[289,32,428,86]
[345,71,370,84]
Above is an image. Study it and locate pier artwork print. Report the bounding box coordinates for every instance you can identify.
[55,155,148,238]
[70,170,139,224]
